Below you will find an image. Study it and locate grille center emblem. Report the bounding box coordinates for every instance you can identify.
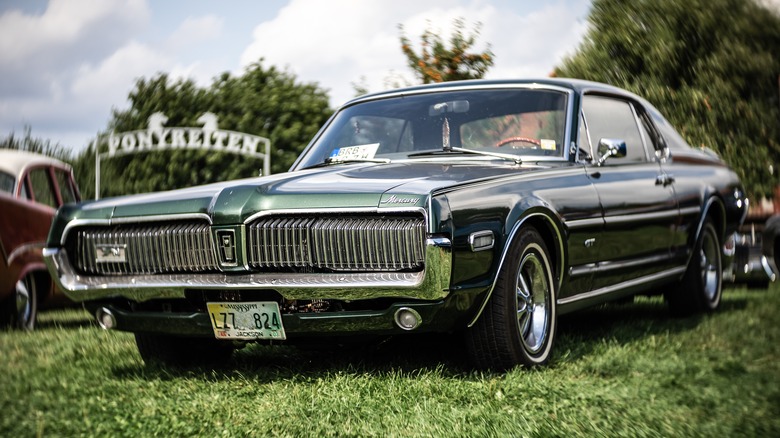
[95,244,127,263]
[216,230,237,265]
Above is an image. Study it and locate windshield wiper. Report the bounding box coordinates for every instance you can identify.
[300,157,391,170]
[408,147,522,164]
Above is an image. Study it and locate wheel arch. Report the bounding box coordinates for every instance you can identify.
[17,263,51,300]
[698,194,727,246]
[467,208,565,327]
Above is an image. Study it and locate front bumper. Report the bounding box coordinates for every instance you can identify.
[92,300,457,337]
[43,237,453,303]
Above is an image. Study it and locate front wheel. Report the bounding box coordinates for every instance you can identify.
[466,226,557,370]
[135,333,234,367]
[667,220,722,317]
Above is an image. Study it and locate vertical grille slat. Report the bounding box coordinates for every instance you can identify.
[247,215,425,272]
[70,221,218,275]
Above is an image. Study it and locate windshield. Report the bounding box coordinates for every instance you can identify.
[295,88,568,169]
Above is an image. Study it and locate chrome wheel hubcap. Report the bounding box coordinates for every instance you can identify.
[700,230,720,302]
[15,280,32,324]
[516,250,549,354]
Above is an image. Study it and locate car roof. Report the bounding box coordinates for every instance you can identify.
[0,149,71,179]
[341,78,637,107]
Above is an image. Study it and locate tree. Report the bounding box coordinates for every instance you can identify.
[555,0,780,199]
[0,127,71,161]
[86,61,332,198]
[400,18,494,84]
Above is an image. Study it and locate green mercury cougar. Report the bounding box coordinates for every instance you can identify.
[44,79,747,369]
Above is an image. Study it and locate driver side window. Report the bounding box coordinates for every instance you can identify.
[582,95,650,163]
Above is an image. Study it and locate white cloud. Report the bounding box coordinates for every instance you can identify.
[240,0,589,106]
[760,0,780,12]
[0,0,150,96]
[166,15,224,51]
[485,3,589,79]
[0,0,228,150]
[0,0,591,153]
[71,41,172,107]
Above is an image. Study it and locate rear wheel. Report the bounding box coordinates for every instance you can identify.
[466,226,557,370]
[135,333,234,367]
[667,220,722,317]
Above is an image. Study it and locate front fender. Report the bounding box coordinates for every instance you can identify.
[466,206,565,327]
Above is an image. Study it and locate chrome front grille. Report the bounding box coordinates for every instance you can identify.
[72,222,218,275]
[247,215,426,271]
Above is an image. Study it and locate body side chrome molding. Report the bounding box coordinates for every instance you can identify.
[565,217,604,230]
[603,208,681,225]
[569,252,676,277]
[557,266,686,306]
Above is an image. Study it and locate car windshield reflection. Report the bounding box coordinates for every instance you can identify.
[296,88,568,169]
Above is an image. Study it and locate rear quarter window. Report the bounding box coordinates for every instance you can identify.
[0,171,14,194]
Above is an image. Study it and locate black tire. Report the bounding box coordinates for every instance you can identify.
[1,274,38,330]
[134,333,234,367]
[466,226,557,370]
[667,220,722,317]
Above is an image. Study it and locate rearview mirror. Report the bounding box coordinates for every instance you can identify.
[429,100,470,116]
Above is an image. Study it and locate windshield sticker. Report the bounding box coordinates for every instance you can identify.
[330,143,380,160]
[540,139,557,151]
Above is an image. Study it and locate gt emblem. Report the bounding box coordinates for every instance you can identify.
[584,238,596,248]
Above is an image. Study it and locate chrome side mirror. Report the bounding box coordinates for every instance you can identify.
[596,138,627,166]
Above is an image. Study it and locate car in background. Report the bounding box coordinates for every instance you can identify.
[44,79,746,369]
[730,193,779,287]
[0,149,80,329]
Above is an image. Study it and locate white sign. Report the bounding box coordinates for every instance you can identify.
[107,112,269,158]
[95,112,271,199]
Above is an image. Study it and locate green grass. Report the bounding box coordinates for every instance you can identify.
[2,284,779,437]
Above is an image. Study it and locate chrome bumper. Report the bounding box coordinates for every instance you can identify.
[43,237,452,303]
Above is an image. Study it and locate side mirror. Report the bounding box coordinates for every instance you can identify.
[596,138,627,166]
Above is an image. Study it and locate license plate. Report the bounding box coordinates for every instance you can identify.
[206,302,286,340]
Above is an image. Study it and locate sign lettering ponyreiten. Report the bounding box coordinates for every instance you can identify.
[107,112,268,157]
[95,112,271,199]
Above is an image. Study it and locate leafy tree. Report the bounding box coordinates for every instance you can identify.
[87,61,331,198]
[555,0,780,199]
[399,18,494,84]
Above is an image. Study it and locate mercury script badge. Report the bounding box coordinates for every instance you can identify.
[95,244,127,263]
[381,195,419,205]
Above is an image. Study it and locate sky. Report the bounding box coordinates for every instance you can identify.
[0,0,593,153]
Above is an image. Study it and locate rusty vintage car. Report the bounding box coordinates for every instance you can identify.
[1,150,80,329]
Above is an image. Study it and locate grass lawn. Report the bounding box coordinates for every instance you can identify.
[2,284,779,437]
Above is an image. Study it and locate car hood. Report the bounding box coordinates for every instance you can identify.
[66,161,549,224]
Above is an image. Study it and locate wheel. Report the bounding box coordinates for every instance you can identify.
[1,274,38,330]
[667,220,722,317]
[134,333,234,367]
[466,226,557,369]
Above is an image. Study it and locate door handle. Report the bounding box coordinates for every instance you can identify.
[655,174,675,186]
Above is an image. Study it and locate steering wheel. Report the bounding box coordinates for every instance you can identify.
[496,136,541,148]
